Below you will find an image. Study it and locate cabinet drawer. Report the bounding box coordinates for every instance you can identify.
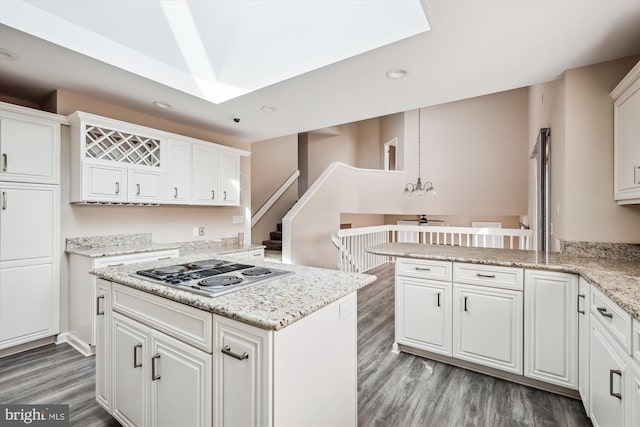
[112,283,212,353]
[396,258,452,282]
[93,249,179,268]
[591,285,632,354]
[453,263,523,291]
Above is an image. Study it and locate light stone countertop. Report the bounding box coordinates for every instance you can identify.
[366,243,640,321]
[91,253,376,331]
[66,242,183,257]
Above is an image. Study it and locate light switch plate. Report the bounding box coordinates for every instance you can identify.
[232,215,244,224]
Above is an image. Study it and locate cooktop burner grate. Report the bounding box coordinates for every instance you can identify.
[198,276,243,287]
[241,267,273,277]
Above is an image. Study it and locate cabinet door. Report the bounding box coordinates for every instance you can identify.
[128,168,163,203]
[0,263,55,347]
[614,87,640,201]
[629,364,640,427]
[0,116,58,184]
[217,151,240,206]
[192,144,217,205]
[166,140,191,204]
[524,270,578,389]
[150,331,212,427]
[84,162,127,202]
[112,313,149,427]
[396,276,452,356]
[578,277,591,412]
[0,185,53,263]
[215,316,270,427]
[453,283,523,374]
[590,318,627,427]
[95,279,111,412]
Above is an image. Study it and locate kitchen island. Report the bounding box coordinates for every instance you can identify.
[91,254,376,427]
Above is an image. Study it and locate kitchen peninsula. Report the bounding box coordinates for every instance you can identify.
[91,254,376,427]
[367,242,640,427]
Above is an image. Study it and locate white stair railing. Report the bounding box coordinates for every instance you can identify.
[334,225,533,272]
[251,170,300,228]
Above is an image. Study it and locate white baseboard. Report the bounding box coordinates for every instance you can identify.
[60,331,95,357]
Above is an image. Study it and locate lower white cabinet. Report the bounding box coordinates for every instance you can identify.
[524,270,578,389]
[452,283,523,374]
[590,316,628,427]
[578,277,591,411]
[112,312,212,427]
[95,279,112,412]
[396,276,451,356]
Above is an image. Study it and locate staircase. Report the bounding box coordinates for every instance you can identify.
[262,223,283,252]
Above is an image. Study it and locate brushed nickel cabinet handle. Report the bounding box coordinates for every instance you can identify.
[610,369,622,399]
[1,192,6,210]
[96,295,105,315]
[174,187,178,198]
[477,273,496,278]
[635,166,640,185]
[577,294,585,314]
[107,263,124,267]
[464,296,468,312]
[115,181,120,195]
[158,256,171,260]
[223,190,227,200]
[151,354,161,380]
[415,267,431,271]
[597,307,613,319]
[437,292,441,307]
[211,190,215,200]
[2,153,7,171]
[222,345,248,361]
[136,183,141,196]
[133,344,142,368]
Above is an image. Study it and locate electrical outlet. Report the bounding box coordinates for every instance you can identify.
[550,222,554,235]
[198,226,205,236]
[192,227,199,237]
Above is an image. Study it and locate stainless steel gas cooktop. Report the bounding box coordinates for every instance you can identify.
[132,258,293,297]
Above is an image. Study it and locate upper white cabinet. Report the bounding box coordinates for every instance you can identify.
[611,60,640,204]
[68,112,247,206]
[0,104,61,185]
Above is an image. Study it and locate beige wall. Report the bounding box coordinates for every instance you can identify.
[561,57,640,243]
[340,213,385,228]
[250,134,298,244]
[380,112,405,171]
[355,118,381,169]
[307,124,358,184]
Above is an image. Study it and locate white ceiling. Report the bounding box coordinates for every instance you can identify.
[1,0,640,144]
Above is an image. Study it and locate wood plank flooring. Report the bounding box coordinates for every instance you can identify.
[358,263,592,427]
[0,262,591,426]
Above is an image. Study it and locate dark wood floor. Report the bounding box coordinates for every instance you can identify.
[358,263,592,427]
[0,263,592,426]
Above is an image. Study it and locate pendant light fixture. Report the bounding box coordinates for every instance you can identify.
[403,109,436,197]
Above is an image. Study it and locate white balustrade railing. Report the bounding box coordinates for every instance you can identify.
[333,225,533,273]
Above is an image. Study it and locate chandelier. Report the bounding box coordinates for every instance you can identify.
[404,109,436,197]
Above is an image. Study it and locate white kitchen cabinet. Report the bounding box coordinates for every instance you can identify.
[223,248,265,262]
[524,270,578,389]
[83,161,128,202]
[112,312,212,427]
[95,279,112,412]
[590,315,629,427]
[193,143,218,205]
[217,150,240,206]
[165,139,191,204]
[68,249,179,356]
[0,110,60,185]
[630,363,640,427]
[0,183,59,350]
[128,167,163,203]
[578,277,591,412]
[611,60,640,204]
[214,315,271,427]
[396,276,452,356]
[452,283,523,374]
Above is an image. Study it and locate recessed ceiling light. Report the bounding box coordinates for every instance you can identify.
[153,101,172,109]
[260,105,278,113]
[0,48,19,61]
[386,69,407,79]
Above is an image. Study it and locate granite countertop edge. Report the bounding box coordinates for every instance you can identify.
[91,253,376,331]
[66,243,266,257]
[366,243,640,322]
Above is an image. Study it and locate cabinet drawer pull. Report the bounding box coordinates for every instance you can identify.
[415,267,431,272]
[151,354,161,380]
[464,296,468,311]
[133,344,142,368]
[174,187,178,198]
[476,273,496,278]
[2,153,7,171]
[609,369,622,399]
[222,345,249,361]
[136,183,141,196]
[223,190,227,200]
[211,190,215,200]
[437,292,441,307]
[107,263,124,267]
[96,295,105,315]
[1,192,6,210]
[577,294,585,314]
[115,181,120,195]
[635,166,640,185]
[597,307,613,319]
[158,256,172,260]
